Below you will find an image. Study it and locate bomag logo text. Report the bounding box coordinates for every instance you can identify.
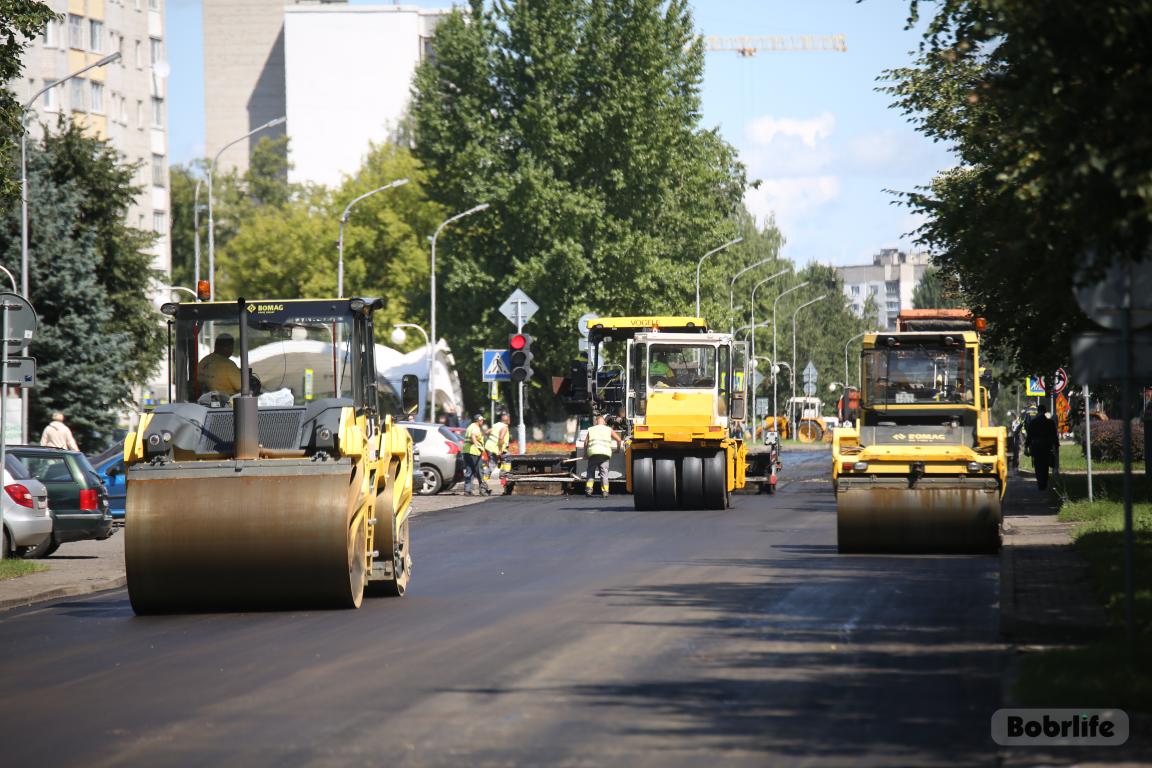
[249,303,284,314]
[891,433,947,442]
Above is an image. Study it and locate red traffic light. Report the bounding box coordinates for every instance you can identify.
[509,333,528,351]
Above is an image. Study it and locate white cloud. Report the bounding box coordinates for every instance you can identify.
[744,176,841,234]
[745,112,835,149]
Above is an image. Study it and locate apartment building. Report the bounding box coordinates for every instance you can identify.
[204,1,448,185]
[19,0,170,282]
[836,249,932,330]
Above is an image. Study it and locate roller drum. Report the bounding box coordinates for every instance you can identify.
[126,459,366,612]
[836,477,1001,554]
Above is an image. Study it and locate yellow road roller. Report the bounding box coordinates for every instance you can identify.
[831,310,1006,553]
[624,327,749,509]
[123,297,420,612]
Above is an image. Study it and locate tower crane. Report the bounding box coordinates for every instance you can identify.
[703,35,847,57]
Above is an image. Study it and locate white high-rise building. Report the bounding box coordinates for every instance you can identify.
[836,249,933,330]
[204,1,448,185]
[18,0,170,281]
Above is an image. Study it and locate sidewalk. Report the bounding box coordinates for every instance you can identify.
[0,492,491,612]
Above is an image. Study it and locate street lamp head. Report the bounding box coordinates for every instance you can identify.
[468,203,491,215]
[260,116,287,131]
[96,51,122,68]
[390,327,407,345]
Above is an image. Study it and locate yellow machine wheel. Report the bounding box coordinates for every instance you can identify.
[797,420,824,443]
[703,450,727,510]
[681,455,705,508]
[653,458,678,510]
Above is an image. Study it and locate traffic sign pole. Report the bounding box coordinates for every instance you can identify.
[516,302,525,455]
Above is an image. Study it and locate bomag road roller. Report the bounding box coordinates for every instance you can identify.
[831,310,1006,553]
[624,326,749,509]
[123,297,420,613]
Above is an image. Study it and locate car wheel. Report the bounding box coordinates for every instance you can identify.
[417,464,443,495]
[21,535,58,559]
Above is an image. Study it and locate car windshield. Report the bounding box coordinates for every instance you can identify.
[648,344,717,389]
[438,426,462,444]
[862,346,976,405]
[19,454,82,484]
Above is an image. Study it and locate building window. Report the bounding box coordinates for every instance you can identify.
[68,14,84,49]
[136,99,143,128]
[850,285,860,296]
[42,19,57,48]
[42,83,57,110]
[89,82,104,113]
[120,96,128,124]
[149,0,160,9]
[134,39,142,68]
[151,96,164,127]
[149,38,162,66]
[153,211,166,238]
[152,154,166,187]
[69,77,86,111]
[89,20,103,52]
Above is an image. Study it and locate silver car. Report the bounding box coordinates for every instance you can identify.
[399,422,464,495]
[2,457,52,557]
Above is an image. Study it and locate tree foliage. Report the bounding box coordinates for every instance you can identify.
[0,124,161,447]
[0,1,56,203]
[882,0,1152,375]
[411,0,750,413]
[912,266,964,310]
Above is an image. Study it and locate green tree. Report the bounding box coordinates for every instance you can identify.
[912,266,964,310]
[0,135,147,447]
[0,2,56,203]
[411,0,748,415]
[168,162,200,288]
[882,0,1152,374]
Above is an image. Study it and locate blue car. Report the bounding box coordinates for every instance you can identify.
[90,445,126,521]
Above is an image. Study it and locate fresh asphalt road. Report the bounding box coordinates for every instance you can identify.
[0,450,1002,767]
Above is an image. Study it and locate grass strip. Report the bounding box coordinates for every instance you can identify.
[0,558,47,581]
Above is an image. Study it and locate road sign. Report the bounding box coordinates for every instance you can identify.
[752,370,764,392]
[577,312,597,339]
[803,382,817,397]
[499,288,539,327]
[755,397,769,416]
[802,361,818,384]
[1026,376,1046,397]
[0,292,37,351]
[0,357,36,388]
[1051,367,1068,394]
[1072,333,1152,384]
[482,349,512,382]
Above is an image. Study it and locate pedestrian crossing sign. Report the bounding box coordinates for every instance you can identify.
[483,349,512,382]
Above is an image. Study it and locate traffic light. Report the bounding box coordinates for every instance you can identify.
[508,333,534,382]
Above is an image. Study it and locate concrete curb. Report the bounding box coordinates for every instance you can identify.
[0,576,126,612]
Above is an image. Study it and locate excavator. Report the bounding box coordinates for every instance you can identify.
[831,310,1006,553]
[123,297,419,612]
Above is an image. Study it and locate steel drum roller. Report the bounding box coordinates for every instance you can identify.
[836,477,1001,553]
[126,458,366,612]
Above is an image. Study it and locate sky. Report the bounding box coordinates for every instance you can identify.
[166,0,952,268]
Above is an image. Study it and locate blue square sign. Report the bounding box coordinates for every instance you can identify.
[482,349,512,382]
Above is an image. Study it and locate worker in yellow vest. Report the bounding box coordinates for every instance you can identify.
[485,412,511,482]
[583,414,623,497]
[463,413,490,496]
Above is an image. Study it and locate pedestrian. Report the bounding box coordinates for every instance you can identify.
[1027,403,1059,491]
[583,414,623,497]
[485,412,511,482]
[40,411,79,451]
[1006,410,1021,469]
[462,413,490,495]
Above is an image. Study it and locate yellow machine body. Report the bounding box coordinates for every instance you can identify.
[624,331,748,509]
[831,322,1006,553]
[123,298,416,612]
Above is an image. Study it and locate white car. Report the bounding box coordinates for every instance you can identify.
[2,458,52,558]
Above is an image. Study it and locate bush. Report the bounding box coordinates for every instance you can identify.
[1082,419,1145,463]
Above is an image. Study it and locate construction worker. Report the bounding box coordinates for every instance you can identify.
[649,349,673,387]
[485,412,511,481]
[584,414,623,497]
[462,413,490,495]
[197,333,242,396]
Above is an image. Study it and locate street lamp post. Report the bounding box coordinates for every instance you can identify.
[167,286,197,299]
[429,203,489,423]
[391,323,431,422]
[771,281,810,424]
[337,179,409,298]
[207,115,286,300]
[695,236,743,318]
[728,258,778,332]
[791,294,827,430]
[193,177,203,288]
[749,270,788,363]
[844,331,870,391]
[19,51,122,443]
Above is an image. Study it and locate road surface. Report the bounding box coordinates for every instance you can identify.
[0,450,1002,766]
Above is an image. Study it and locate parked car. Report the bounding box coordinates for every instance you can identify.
[89,445,127,521]
[399,421,464,495]
[2,458,52,558]
[8,446,113,558]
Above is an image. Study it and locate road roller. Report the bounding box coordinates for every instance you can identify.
[624,328,749,509]
[832,310,1006,553]
[123,297,420,613]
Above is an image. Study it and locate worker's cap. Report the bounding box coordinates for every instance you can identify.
[473,413,485,422]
